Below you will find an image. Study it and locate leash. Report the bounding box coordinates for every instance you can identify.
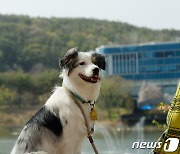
[70,91,99,154]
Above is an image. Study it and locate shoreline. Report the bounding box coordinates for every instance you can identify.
[0,120,166,137]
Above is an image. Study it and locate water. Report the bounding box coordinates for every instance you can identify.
[1,128,162,154]
[0,136,17,154]
[82,127,161,154]
[133,117,146,154]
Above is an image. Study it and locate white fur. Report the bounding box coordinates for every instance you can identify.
[11,51,103,154]
[62,52,101,101]
[45,52,101,153]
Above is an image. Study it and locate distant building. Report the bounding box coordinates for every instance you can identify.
[96,42,180,94]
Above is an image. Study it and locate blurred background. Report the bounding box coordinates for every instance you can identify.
[0,0,180,153]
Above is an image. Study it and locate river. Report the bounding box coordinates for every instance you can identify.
[0,127,162,154]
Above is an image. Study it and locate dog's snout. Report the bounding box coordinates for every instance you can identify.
[93,68,99,75]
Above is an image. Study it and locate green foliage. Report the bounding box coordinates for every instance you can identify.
[0,70,60,107]
[0,14,180,72]
[0,85,15,105]
[0,14,179,110]
[99,76,133,108]
[0,71,32,92]
[98,76,133,119]
[32,69,60,94]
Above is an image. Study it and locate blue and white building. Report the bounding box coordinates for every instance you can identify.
[96,42,180,94]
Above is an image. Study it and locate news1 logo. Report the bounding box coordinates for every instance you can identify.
[164,138,179,152]
[132,138,179,152]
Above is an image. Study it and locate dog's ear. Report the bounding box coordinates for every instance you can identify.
[91,53,106,70]
[59,47,78,71]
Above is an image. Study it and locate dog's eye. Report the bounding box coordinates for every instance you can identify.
[79,62,85,65]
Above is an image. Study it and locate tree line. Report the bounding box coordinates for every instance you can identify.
[0,70,60,107]
[0,14,179,114]
[0,14,180,72]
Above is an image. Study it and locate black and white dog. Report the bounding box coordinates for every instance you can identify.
[11,47,105,154]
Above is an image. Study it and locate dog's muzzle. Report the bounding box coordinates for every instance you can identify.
[79,74,99,83]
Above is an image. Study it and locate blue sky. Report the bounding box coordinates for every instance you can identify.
[0,0,180,30]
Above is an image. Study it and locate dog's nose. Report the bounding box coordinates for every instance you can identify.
[93,68,99,75]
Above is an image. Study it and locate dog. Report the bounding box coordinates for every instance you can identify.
[11,47,105,154]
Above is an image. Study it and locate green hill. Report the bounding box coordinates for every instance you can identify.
[0,14,180,72]
[0,14,176,116]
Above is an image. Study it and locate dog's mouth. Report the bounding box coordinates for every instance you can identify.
[79,74,99,83]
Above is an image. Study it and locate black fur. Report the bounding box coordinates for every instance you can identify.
[27,106,63,137]
[17,138,25,145]
[59,47,78,74]
[15,106,63,152]
[91,53,106,70]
